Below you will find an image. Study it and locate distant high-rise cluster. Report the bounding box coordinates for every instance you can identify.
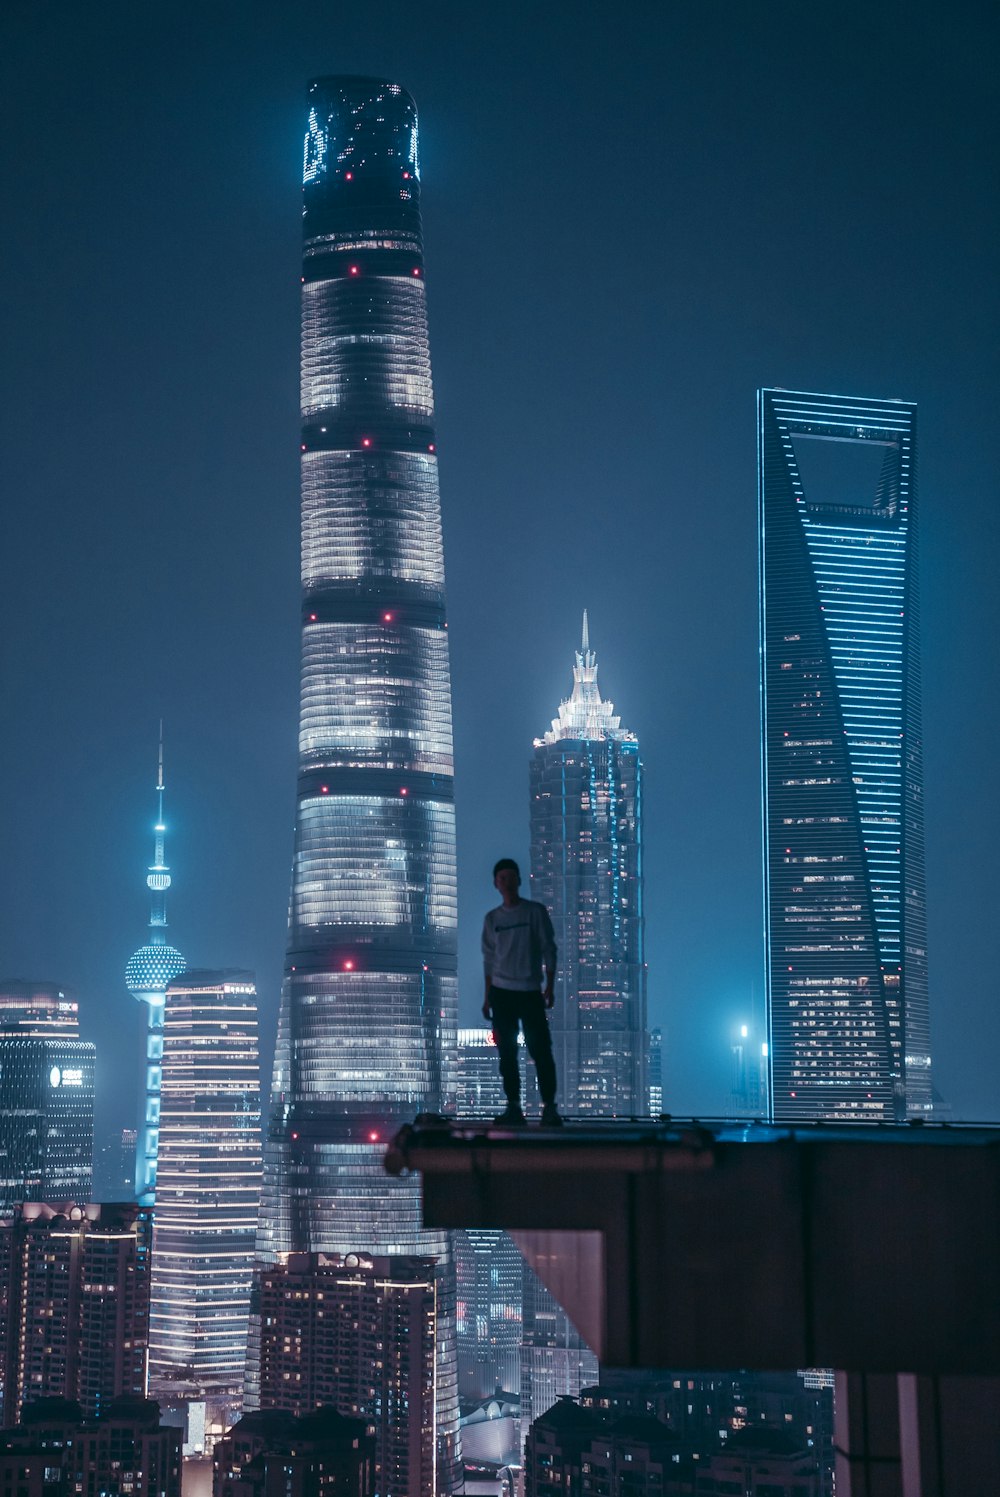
[148,971,261,1435]
[254,75,460,1489]
[0,982,95,1213]
[759,390,930,1122]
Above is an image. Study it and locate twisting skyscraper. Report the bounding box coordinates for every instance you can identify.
[759,389,931,1122]
[125,732,186,1201]
[256,77,459,1488]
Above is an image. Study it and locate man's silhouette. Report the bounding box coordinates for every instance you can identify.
[481,858,562,1126]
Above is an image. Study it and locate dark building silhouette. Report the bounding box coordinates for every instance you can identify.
[213,1408,373,1497]
[759,389,930,1122]
[255,74,459,1485]
[0,1397,181,1497]
[525,1388,828,1496]
[0,1204,150,1424]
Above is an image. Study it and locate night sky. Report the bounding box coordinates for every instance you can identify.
[2,1,997,1144]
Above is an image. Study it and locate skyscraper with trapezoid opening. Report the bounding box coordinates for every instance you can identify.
[758,388,931,1123]
[255,76,459,1491]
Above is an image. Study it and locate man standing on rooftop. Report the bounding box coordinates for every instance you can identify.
[482,858,562,1126]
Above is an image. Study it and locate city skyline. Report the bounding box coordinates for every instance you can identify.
[1,2,998,1133]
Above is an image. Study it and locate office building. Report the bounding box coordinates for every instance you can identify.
[255,76,460,1485]
[453,1026,524,1118]
[125,736,187,1199]
[530,614,646,1118]
[758,389,930,1121]
[93,1129,138,1202]
[728,1021,767,1118]
[0,1035,95,1212]
[148,972,261,1442]
[648,1026,663,1116]
[255,1253,440,1497]
[0,982,79,1036]
[0,1203,151,1422]
[454,1229,523,1404]
[213,1408,374,1497]
[519,1272,597,1444]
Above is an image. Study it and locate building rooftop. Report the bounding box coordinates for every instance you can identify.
[387,1116,1000,1374]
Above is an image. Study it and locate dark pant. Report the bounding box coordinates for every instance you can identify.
[489,987,557,1107]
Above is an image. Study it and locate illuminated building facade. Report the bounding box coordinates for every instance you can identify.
[148,971,261,1433]
[125,736,187,1201]
[0,981,79,1036]
[453,1030,523,1402]
[648,1026,663,1116]
[0,1036,95,1212]
[529,615,646,1118]
[256,76,459,1486]
[0,1202,151,1422]
[521,617,643,1430]
[759,389,931,1122]
[255,1253,439,1497]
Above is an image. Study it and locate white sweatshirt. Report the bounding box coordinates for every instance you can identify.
[482,900,557,991]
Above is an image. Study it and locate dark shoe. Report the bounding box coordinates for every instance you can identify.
[540,1103,564,1128]
[493,1105,527,1127]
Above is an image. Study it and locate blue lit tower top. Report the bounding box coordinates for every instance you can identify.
[125,730,186,1005]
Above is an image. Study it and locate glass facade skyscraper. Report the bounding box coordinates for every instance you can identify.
[256,76,459,1488]
[529,616,646,1117]
[759,389,931,1122]
[149,971,261,1433]
[0,1032,95,1211]
[521,618,645,1431]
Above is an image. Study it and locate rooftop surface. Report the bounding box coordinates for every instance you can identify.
[387,1117,1000,1373]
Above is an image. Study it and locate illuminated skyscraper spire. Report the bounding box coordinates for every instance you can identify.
[125,725,186,1201]
[543,610,626,744]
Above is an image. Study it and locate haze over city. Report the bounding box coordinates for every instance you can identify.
[1,0,997,1147]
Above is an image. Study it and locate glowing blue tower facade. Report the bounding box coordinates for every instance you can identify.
[759,389,931,1123]
[256,77,459,1489]
[125,733,186,1200]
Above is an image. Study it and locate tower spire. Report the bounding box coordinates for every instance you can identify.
[125,728,187,1203]
[125,730,186,1000]
[582,608,589,655]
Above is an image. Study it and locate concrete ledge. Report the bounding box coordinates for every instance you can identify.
[387,1117,1000,1373]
